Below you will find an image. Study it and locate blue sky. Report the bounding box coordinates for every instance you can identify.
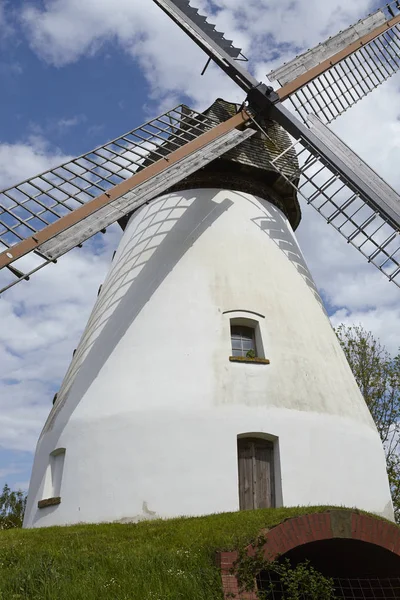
[1,17,150,157]
[0,2,154,490]
[1,0,400,494]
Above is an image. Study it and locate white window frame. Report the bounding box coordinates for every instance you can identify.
[223,310,266,359]
[43,448,66,499]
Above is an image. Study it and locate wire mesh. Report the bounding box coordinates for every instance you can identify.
[249,116,400,287]
[0,105,218,293]
[256,572,400,599]
[282,2,400,124]
[334,577,400,599]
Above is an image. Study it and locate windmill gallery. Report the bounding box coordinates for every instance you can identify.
[1,0,400,595]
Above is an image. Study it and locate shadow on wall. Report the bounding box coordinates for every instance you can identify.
[244,193,326,314]
[43,191,233,435]
[44,189,325,439]
[31,502,59,528]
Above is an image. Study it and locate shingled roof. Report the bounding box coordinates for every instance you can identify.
[120,98,301,230]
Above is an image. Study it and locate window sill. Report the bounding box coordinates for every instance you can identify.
[38,496,61,509]
[229,356,270,365]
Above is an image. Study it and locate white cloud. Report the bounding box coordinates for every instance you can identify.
[0,0,398,466]
[0,136,69,189]
[295,79,400,356]
[20,0,376,108]
[331,80,400,190]
[56,115,87,132]
[297,201,400,356]
[21,0,240,110]
[0,136,122,451]
[330,306,400,356]
[0,229,121,451]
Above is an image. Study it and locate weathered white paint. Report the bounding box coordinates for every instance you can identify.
[24,188,394,527]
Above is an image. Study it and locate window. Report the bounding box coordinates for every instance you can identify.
[237,437,275,510]
[43,448,66,499]
[231,324,257,358]
[227,315,268,363]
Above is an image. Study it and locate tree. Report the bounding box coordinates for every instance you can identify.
[336,324,400,522]
[0,483,27,529]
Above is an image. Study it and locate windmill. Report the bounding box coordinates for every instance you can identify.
[6,0,398,527]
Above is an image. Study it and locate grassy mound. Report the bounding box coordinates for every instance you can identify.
[0,506,337,600]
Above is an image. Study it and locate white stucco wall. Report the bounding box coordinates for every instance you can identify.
[24,188,394,527]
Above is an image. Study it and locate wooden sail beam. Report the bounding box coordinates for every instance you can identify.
[277,12,400,101]
[0,110,250,271]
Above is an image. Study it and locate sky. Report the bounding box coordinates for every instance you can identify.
[0,0,400,492]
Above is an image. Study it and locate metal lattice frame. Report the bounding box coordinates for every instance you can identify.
[250,115,400,287]
[257,572,400,599]
[2,0,400,295]
[0,105,221,292]
[277,150,400,286]
[152,0,258,93]
[334,577,400,598]
[283,8,400,124]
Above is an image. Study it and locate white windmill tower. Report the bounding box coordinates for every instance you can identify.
[1,0,400,528]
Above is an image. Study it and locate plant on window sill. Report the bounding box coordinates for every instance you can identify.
[229,355,270,364]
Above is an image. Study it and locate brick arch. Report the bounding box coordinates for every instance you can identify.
[218,510,400,600]
[256,510,400,561]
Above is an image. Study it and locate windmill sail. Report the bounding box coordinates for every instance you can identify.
[268,11,388,86]
[2,0,400,293]
[270,2,400,123]
[151,0,400,285]
[152,0,260,92]
[155,0,243,59]
[257,112,400,285]
[0,105,252,293]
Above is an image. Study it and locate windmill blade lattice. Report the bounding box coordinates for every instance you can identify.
[156,0,243,59]
[2,0,400,295]
[152,0,259,92]
[271,2,400,124]
[0,105,252,294]
[254,112,400,285]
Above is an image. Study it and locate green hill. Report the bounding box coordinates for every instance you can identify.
[0,506,344,600]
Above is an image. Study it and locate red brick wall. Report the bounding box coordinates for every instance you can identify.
[217,510,400,600]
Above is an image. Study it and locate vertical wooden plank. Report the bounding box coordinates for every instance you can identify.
[238,439,254,510]
[254,440,275,509]
[238,438,275,510]
[238,440,245,509]
[251,441,257,510]
[269,442,276,508]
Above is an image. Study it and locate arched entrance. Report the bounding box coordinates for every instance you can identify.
[218,510,400,599]
[258,538,400,598]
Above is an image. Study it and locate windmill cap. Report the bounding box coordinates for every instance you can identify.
[166,98,301,230]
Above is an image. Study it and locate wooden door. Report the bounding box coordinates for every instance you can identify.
[238,438,275,510]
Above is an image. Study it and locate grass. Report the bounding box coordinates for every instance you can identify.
[0,506,345,600]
